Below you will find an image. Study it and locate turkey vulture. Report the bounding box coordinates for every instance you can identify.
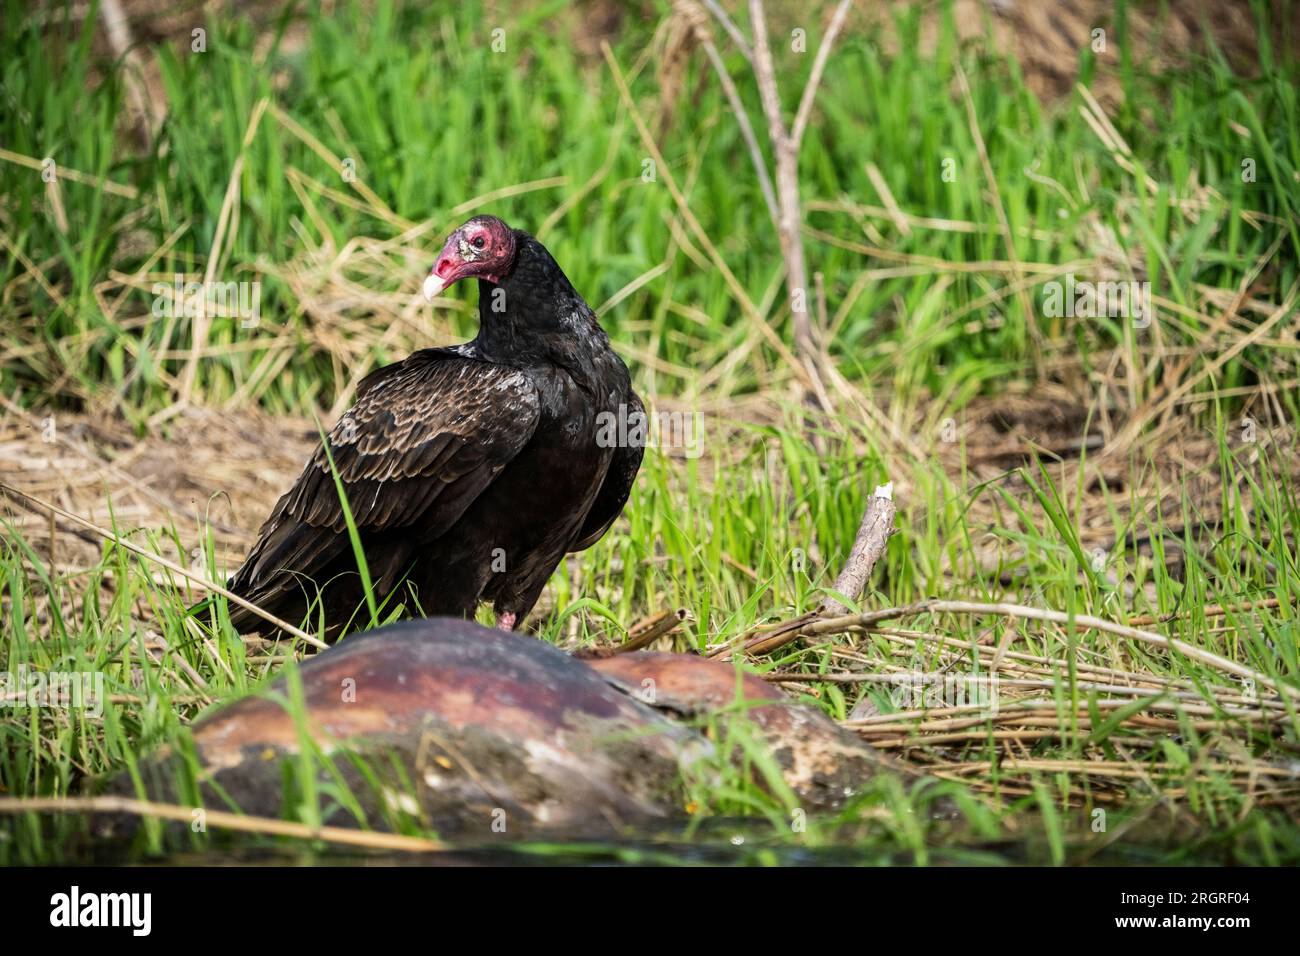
[224,215,645,638]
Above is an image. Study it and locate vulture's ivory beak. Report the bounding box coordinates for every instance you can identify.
[422,273,447,302]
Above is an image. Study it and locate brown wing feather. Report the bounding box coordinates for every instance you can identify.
[228,351,540,606]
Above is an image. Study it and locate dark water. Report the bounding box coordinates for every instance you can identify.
[71,814,1260,867]
[7,794,1280,865]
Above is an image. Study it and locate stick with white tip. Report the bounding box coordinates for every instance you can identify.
[822,481,897,617]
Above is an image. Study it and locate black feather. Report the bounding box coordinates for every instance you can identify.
[225,217,643,638]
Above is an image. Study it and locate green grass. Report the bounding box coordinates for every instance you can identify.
[5,0,1296,414]
[2,0,1299,864]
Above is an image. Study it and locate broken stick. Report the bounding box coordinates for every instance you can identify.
[821,482,898,616]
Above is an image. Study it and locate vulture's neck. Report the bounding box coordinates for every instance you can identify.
[473,234,608,371]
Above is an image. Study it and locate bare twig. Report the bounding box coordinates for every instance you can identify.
[619,607,690,652]
[709,482,896,659]
[1128,597,1285,628]
[601,42,816,391]
[689,12,779,226]
[822,482,897,615]
[747,2,825,404]
[803,599,1300,702]
[790,0,853,148]
[716,582,1300,708]
[571,608,692,658]
[701,0,754,62]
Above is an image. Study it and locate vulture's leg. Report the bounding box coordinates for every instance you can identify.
[496,611,517,632]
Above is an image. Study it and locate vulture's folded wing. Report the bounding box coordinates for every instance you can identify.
[228,350,540,607]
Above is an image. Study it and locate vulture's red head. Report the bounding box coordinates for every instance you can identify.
[422,215,517,301]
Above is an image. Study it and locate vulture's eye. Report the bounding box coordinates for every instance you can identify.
[472,236,486,249]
